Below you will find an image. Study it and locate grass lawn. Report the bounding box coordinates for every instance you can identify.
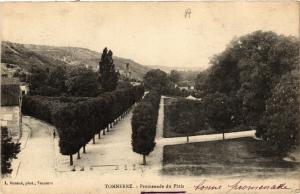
[162,137,299,177]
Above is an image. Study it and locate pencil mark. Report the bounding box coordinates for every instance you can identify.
[184,8,192,18]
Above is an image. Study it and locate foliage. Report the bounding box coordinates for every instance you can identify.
[29,65,103,97]
[99,48,119,92]
[194,31,299,152]
[143,69,169,92]
[48,66,67,92]
[22,95,63,124]
[196,31,298,126]
[165,86,191,97]
[1,127,20,175]
[29,65,67,96]
[259,72,299,154]
[65,67,100,97]
[203,93,236,136]
[144,69,190,97]
[166,99,206,141]
[30,65,49,91]
[169,70,181,83]
[131,91,161,164]
[22,85,144,159]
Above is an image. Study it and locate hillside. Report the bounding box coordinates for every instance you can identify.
[1,41,150,80]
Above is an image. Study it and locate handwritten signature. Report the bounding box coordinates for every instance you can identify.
[194,179,290,193]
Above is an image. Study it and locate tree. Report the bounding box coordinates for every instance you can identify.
[259,72,299,154]
[99,48,119,92]
[195,70,209,95]
[196,31,299,131]
[65,67,100,97]
[47,66,67,94]
[204,93,234,140]
[30,65,49,91]
[169,70,181,83]
[53,103,81,165]
[143,69,168,93]
[1,127,20,175]
[29,65,67,96]
[131,92,160,165]
[173,100,201,142]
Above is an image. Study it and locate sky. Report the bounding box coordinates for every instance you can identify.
[0,2,298,70]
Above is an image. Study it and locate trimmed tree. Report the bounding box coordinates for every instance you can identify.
[204,93,234,140]
[131,92,160,165]
[172,99,202,143]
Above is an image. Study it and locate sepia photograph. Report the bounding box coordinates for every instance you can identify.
[0,1,299,194]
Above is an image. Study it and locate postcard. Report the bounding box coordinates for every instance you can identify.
[0,1,299,194]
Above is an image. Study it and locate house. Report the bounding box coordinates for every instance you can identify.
[1,77,22,141]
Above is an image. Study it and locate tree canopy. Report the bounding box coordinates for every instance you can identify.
[99,48,119,92]
[143,69,168,93]
[195,30,299,153]
[65,67,100,97]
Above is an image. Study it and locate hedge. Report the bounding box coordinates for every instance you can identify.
[131,91,161,165]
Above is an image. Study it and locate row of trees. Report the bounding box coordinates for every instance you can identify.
[22,85,144,165]
[166,93,238,142]
[195,31,299,154]
[131,91,161,165]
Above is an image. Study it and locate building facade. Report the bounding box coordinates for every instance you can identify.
[1,77,22,141]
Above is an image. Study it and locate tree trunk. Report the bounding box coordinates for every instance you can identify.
[77,151,80,159]
[142,155,146,165]
[223,132,225,140]
[93,136,95,144]
[83,145,86,154]
[98,132,101,139]
[186,135,189,143]
[103,129,106,135]
[70,154,73,166]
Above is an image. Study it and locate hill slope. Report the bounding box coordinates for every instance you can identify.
[1,41,150,80]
